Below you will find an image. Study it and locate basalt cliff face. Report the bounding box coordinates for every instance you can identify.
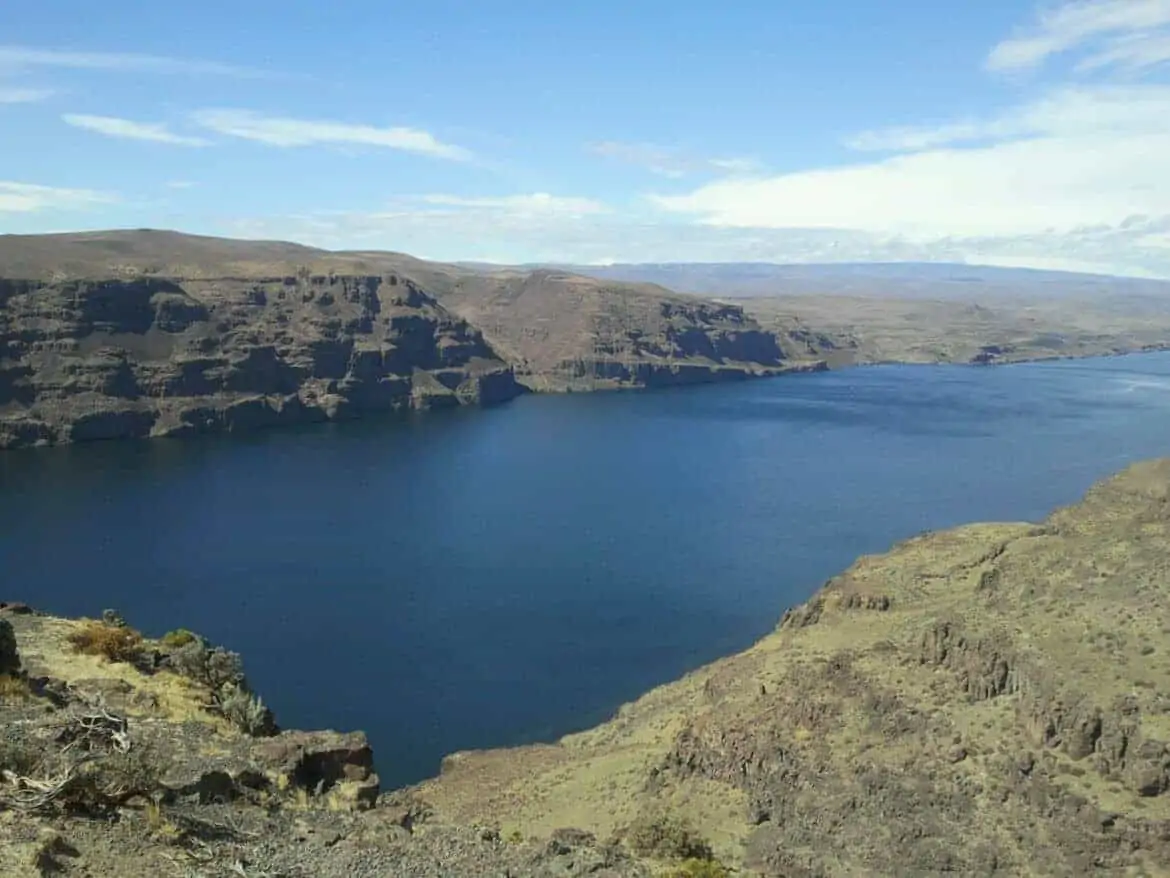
[396,266,819,391]
[0,272,521,450]
[0,231,815,449]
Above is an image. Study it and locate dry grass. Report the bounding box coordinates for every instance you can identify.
[0,673,32,702]
[667,860,731,878]
[67,620,145,664]
[625,812,713,861]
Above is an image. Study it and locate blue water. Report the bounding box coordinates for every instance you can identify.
[3,352,1170,788]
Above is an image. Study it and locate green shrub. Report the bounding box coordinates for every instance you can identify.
[167,641,245,692]
[166,639,274,736]
[626,812,713,861]
[219,684,275,736]
[668,858,732,878]
[159,628,199,649]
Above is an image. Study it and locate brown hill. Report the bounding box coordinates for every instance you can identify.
[0,230,806,449]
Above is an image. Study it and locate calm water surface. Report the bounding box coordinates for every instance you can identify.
[3,353,1170,787]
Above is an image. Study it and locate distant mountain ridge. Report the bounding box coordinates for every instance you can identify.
[473,261,1170,300]
[0,230,807,448]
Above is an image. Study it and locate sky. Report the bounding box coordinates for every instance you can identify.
[4,0,1170,276]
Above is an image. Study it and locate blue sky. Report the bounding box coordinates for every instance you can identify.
[4,1,1170,276]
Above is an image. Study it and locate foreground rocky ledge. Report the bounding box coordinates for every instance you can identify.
[4,459,1170,876]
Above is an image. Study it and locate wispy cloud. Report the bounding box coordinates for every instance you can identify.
[633,0,1170,279]
[63,113,211,146]
[847,84,1170,151]
[987,0,1170,72]
[0,85,54,103]
[415,193,608,216]
[0,45,271,78]
[189,109,472,161]
[0,181,114,213]
[588,141,760,177]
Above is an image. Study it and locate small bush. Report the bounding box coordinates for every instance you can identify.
[626,812,713,861]
[0,736,40,776]
[166,640,274,735]
[167,641,245,692]
[68,620,144,664]
[668,858,732,878]
[159,628,199,650]
[219,684,274,736]
[0,673,33,702]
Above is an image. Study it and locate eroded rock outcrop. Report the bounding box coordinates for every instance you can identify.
[0,273,522,449]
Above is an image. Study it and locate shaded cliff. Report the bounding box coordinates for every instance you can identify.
[408,267,817,391]
[0,231,824,449]
[0,271,522,449]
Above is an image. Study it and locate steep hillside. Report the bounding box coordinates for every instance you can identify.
[416,459,1170,876]
[408,267,812,391]
[0,269,520,450]
[0,231,811,448]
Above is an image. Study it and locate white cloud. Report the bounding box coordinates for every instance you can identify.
[0,45,269,78]
[987,0,1170,71]
[217,209,1170,277]
[0,85,54,103]
[0,181,114,213]
[588,141,760,177]
[190,109,472,161]
[649,83,1170,253]
[848,84,1170,151]
[63,113,211,146]
[1078,28,1170,68]
[415,193,608,216]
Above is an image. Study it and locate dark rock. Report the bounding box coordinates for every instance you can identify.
[254,730,380,809]
[0,618,19,675]
[0,271,523,449]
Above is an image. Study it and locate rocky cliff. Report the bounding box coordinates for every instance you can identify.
[400,267,820,391]
[0,271,522,449]
[0,230,824,448]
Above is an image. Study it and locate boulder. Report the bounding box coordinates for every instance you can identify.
[253,730,380,809]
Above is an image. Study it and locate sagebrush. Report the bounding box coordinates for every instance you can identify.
[68,620,144,663]
[626,812,714,861]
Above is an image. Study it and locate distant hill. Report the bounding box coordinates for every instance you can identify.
[525,261,1170,300]
[0,230,801,448]
[5,229,1170,451]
